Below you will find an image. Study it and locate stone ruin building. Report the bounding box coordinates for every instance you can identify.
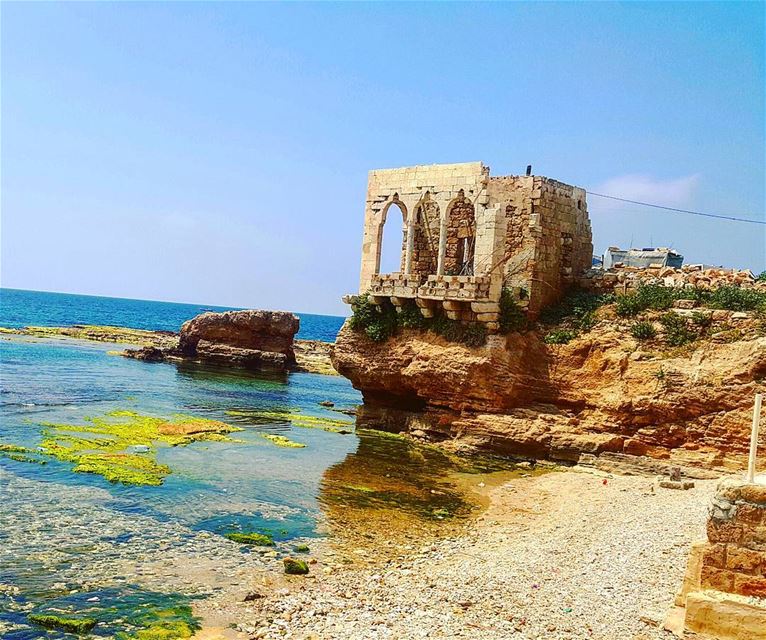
[344,161,593,330]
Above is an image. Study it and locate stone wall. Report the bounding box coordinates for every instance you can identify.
[487,175,592,315]
[354,162,593,325]
[675,477,766,639]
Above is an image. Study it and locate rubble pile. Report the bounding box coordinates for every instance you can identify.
[580,264,765,294]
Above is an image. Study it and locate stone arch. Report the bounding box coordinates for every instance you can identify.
[444,190,476,276]
[376,197,407,274]
[409,193,440,277]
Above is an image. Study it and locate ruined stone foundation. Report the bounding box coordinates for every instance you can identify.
[673,477,766,639]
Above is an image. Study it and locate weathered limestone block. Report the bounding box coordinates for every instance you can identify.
[179,310,299,368]
[676,477,766,637]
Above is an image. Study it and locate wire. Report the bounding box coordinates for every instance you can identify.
[586,191,766,225]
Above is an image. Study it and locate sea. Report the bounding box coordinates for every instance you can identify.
[0,288,345,342]
[0,288,480,638]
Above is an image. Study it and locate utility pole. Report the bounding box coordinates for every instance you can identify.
[747,392,763,484]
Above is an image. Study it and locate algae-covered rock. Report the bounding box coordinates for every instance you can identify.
[294,544,310,553]
[10,410,243,486]
[224,532,275,546]
[28,613,97,634]
[283,557,309,575]
[262,434,306,448]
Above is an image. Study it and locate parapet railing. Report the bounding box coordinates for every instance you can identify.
[368,273,493,302]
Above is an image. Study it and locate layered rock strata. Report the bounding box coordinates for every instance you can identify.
[127,310,300,372]
[331,323,766,471]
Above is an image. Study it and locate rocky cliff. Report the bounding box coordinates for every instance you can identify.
[331,319,766,472]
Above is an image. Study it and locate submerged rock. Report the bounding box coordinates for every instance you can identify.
[28,614,97,634]
[225,532,275,546]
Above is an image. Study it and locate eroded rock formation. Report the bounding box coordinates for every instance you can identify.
[331,323,766,471]
[179,310,299,364]
[122,310,300,372]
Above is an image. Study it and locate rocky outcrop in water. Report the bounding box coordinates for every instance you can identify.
[178,310,299,366]
[331,322,766,472]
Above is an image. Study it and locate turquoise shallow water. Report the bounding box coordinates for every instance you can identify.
[0,291,359,638]
[0,291,494,639]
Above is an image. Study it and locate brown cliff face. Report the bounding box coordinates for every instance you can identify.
[331,323,766,471]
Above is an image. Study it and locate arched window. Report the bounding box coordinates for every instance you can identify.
[410,199,440,277]
[377,201,406,274]
[444,192,475,276]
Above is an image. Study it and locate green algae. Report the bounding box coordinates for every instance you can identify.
[0,443,48,465]
[6,410,242,486]
[224,532,275,546]
[0,324,178,348]
[294,544,310,553]
[28,613,97,634]
[0,443,31,453]
[261,433,306,448]
[120,602,199,640]
[226,408,353,433]
[283,557,309,575]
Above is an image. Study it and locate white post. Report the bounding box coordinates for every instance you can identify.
[746,392,763,484]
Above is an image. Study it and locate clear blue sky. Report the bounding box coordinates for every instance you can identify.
[2,2,763,315]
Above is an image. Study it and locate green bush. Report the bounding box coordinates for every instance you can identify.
[659,312,695,346]
[429,313,487,346]
[616,284,680,317]
[543,329,577,345]
[691,310,713,328]
[461,323,488,347]
[575,310,597,332]
[757,271,766,282]
[615,294,644,317]
[540,289,613,325]
[349,294,398,342]
[397,300,427,329]
[630,321,657,340]
[706,285,766,312]
[499,288,527,333]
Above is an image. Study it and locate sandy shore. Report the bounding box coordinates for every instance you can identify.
[197,469,715,640]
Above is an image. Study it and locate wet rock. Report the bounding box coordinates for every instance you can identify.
[179,310,299,370]
[122,346,167,362]
[283,558,309,575]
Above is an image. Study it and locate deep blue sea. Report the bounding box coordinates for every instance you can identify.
[0,288,475,639]
[0,288,345,342]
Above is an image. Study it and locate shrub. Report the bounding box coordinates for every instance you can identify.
[429,313,487,346]
[397,300,427,329]
[543,329,577,345]
[575,311,597,332]
[461,323,488,347]
[615,294,644,317]
[707,285,766,312]
[659,312,695,346]
[691,310,713,329]
[757,271,766,282]
[349,294,398,342]
[616,284,680,317]
[540,289,612,325]
[499,288,527,333]
[630,321,657,340]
